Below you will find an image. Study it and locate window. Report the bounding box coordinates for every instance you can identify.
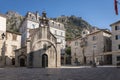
[117,56,120,61]
[32,17,34,20]
[116,35,118,40]
[58,24,60,26]
[52,22,54,25]
[118,44,120,49]
[115,26,118,30]
[12,34,17,40]
[115,26,120,30]
[116,35,120,40]
[93,36,96,41]
[83,31,85,34]
[32,24,35,28]
[93,44,97,48]
[55,30,57,35]
[75,42,78,46]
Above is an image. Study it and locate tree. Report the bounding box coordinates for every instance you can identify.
[65,47,71,55]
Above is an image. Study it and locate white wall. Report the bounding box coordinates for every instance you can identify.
[50,27,66,49]
[111,23,120,51]
[6,32,21,57]
[5,32,21,65]
[0,16,6,32]
[20,20,39,47]
[27,20,39,29]
[0,15,6,59]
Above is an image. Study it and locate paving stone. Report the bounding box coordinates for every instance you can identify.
[0,67,119,80]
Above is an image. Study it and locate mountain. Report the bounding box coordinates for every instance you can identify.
[6,11,93,40]
[52,15,93,40]
[6,11,23,32]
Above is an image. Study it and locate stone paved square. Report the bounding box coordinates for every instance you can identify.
[0,66,120,80]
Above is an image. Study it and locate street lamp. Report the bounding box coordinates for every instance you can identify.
[1,33,5,40]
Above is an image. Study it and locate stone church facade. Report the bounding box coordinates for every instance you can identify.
[15,12,61,68]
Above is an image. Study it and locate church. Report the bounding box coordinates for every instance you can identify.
[15,12,61,68]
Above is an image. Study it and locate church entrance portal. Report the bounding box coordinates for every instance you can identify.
[42,54,48,68]
[20,58,25,67]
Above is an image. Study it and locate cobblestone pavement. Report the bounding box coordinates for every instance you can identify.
[0,66,120,80]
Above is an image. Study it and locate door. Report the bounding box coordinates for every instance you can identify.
[12,58,15,65]
[42,54,48,68]
[20,58,25,67]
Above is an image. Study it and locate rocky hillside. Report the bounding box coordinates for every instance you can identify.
[52,15,93,40]
[6,11,93,40]
[6,11,23,32]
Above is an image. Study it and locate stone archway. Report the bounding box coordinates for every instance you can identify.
[20,58,25,67]
[18,54,27,67]
[12,58,15,65]
[42,54,48,68]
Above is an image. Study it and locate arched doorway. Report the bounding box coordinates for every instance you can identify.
[12,58,15,65]
[42,54,48,68]
[20,58,25,67]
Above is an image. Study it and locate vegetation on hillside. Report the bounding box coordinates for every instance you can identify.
[52,15,93,40]
[6,11,93,40]
[6,11,23,32]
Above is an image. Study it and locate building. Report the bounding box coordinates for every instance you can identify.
[15,12,61,68]
[5,31,21,66]
[19,11,39,47]
[19,11,65,66]
[110,21,120,65]
[49,20,66,54]
[49,20,66,64]
[0,14,6,67]
[19,11,66,54]
[71,29,111,65]
[0,13,22,67]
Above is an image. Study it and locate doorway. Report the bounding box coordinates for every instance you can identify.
[12,58,15,65]
[104,54,112,65]
[20,58,25,67]
[42,54,48,68]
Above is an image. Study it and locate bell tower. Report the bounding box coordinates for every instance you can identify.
[39,11,50,39]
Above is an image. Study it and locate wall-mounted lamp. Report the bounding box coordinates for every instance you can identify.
[1,33,5,40]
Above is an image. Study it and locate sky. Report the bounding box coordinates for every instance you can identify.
[0,0,120,30]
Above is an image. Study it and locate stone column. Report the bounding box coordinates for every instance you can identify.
[26,40,31,67]
[15,50,19,67]
[56,42,61,67]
